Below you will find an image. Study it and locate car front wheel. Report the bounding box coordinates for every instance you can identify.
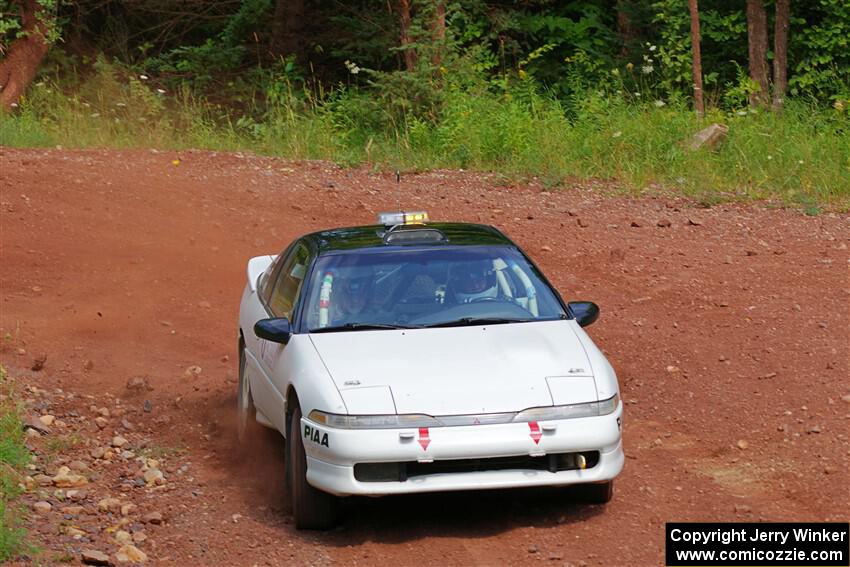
[236,340,254,443]
[288,406,340,529]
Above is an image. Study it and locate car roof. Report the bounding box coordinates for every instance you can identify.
[302,222,515,254]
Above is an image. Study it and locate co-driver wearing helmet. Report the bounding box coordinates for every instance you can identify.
[329,266,375,325]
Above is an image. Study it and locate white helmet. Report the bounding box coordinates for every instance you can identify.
[450,260,498,303]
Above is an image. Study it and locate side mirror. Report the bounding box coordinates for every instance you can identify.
[254,318,292,344]
[568,301,599,327]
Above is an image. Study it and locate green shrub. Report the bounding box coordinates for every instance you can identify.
[0,366,30,562]
[1,68,847,209]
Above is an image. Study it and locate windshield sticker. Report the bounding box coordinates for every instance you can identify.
[318,272,334,328]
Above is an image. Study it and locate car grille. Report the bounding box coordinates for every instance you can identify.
[354,451,600,483]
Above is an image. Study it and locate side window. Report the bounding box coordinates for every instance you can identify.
[269,244,310,320]
[259,245,293,306]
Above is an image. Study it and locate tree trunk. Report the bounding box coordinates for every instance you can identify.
[398,0,417,71]
[616,1,636,56]
[431,1,446,67]
[270,0,305,61]
[688,0,704,117]
[772,0,790,111]
[0,0,52,112]
[746,0,770,108]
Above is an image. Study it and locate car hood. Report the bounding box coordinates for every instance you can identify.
[309,320,598,416]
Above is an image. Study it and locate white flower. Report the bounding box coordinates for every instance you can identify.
[736,110,748,116]
[10,102,18,108]
[798,160,804,165]
[649,45,657,52]
[654,99,666,107]
[634,91,642,97]
[139,74,149,80]
[344,60,361,75]
[612,131,623,138]
[156,88,166,94]
[641,65,654,74]
[767,155,773,160]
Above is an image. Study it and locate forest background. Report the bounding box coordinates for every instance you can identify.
[0,0,848,208]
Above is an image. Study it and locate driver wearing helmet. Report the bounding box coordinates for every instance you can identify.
[329,266,375,325]
[450,260,499,303]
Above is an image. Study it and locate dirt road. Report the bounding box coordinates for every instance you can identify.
[1,148,848,566]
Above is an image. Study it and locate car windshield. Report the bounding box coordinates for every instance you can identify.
[303,246,566,331]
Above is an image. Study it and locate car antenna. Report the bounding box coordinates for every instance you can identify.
[395,170,401,213]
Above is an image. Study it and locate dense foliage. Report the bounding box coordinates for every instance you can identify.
[2,0,848,108]
[1,1,848,205]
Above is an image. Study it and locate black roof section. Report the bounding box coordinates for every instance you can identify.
[303,222,514,253]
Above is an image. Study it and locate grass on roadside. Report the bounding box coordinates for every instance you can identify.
[1,65,848,210]
[0,366,31,562]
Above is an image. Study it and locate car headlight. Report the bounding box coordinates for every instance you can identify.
[308,410,441,429]
[307,394,619,429]
[512,393,619,422]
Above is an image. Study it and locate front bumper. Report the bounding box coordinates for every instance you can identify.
[300,403,624,496]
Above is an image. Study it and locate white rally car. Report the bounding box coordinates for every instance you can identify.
[237,212,623,529]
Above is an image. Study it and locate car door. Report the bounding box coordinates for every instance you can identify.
[241,244,289,417]
[254,241,312,431]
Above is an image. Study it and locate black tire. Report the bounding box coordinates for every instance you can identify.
[236,339,255,443]
[283,407,293,509]
[575,480,614,504]
[289,406,340,529]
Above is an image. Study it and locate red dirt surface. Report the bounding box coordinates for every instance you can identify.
[1,148,848,566]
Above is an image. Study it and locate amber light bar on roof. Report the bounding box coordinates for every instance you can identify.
[377,211,429,226]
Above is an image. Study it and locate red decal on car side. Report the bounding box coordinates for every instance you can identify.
[528,421,542,444]
[418,427,431,450]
